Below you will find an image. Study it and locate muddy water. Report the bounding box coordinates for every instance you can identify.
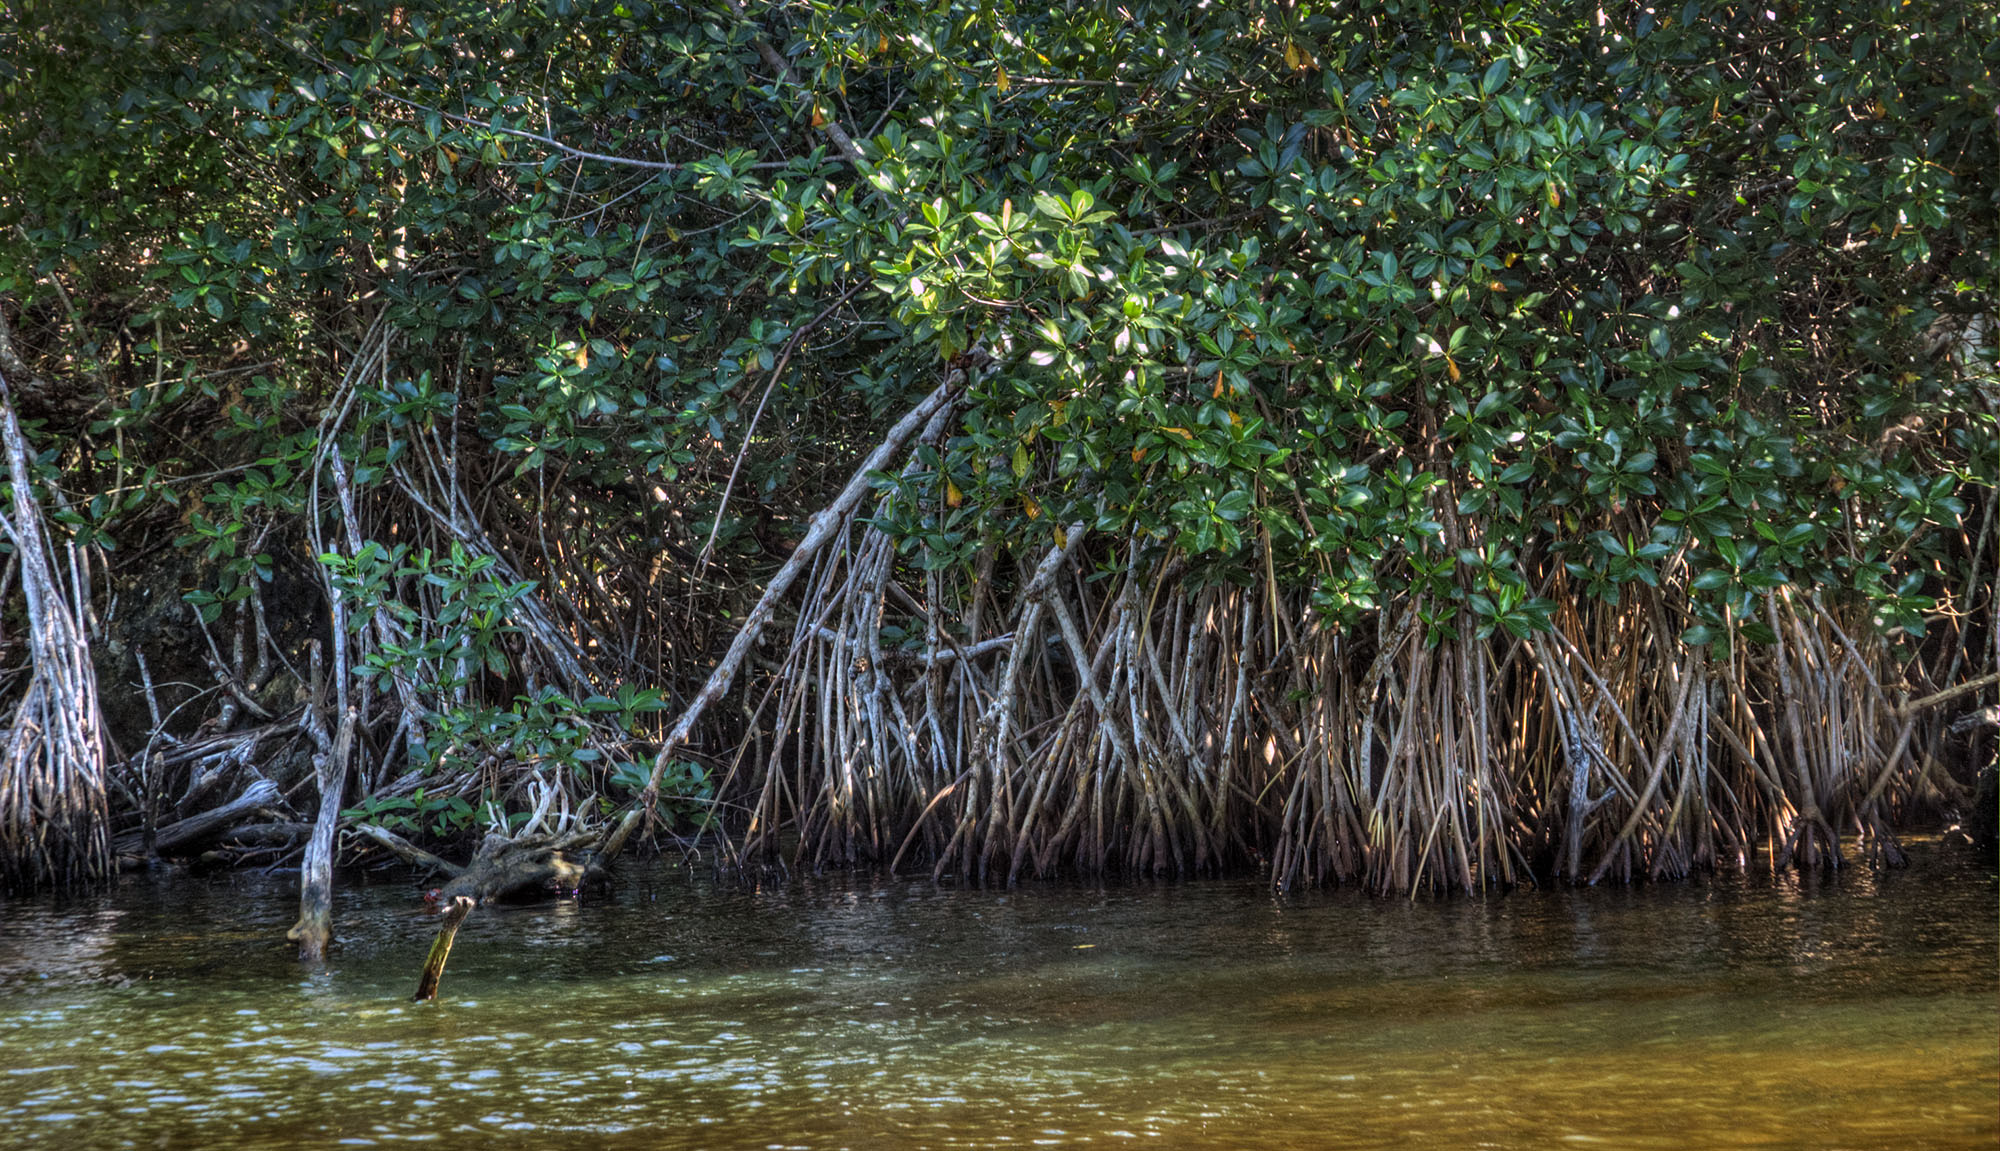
[0,841,1992,1149]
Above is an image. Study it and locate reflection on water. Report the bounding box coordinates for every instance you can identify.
[0,843,1992,1149]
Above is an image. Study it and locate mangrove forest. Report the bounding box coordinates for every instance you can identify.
[0,0,1993,934]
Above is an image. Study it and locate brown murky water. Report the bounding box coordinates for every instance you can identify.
[0,840,1992,1149]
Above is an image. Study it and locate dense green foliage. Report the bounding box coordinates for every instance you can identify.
[0,0,1991,880]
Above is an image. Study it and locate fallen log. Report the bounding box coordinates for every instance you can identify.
[113,776,283,862]
[404,808,643,1001]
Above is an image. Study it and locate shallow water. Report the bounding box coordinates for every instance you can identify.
[0,841,1992,1149]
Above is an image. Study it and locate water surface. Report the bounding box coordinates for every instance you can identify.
[1,841,1993,1149]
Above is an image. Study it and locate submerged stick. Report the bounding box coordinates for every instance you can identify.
[413,895,475,1002]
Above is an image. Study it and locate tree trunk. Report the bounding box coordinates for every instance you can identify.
[290,708,354,961]
[0,374,110,892]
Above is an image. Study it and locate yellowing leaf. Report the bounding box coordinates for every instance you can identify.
[810,103,826,128]
[574,345,589,369]
[1212,370,1226,398]
[1161,426,1193,440]
[1053,524,1067,548]
[996,65,1010,92]
[1446,355,1461,383]
[1131,447,1146,462]
[945,477,963,508]
[1546,183,1561,208]
[1023,494,1041,519]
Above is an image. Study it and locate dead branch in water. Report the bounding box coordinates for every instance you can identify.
[391,808,643,1001]
[414,895,474,1002]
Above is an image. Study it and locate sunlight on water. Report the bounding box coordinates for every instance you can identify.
[0,843,1992,1149]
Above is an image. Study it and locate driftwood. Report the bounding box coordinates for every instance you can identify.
[176,733,268,814]
[113,776,282,861]
[384,808,643,1001]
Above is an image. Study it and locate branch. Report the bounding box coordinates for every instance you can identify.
[696,281,866,576]
[353,822,462,876]
[726,0,868,167]
[373,91,686,171]
[1896,671,2000,719]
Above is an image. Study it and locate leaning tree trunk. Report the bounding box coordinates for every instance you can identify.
[0,375,110,892]
[641,371,966,804]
